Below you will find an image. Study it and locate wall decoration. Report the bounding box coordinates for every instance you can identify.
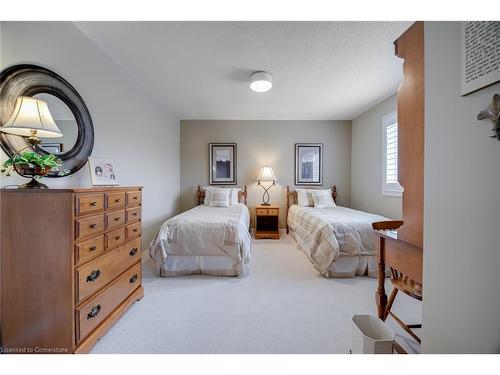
[88,157,119,186]
[477,93,500,140]
[0,64,94,177]
[295,143,323,185]
[461,22,500,96]
[209,143,237,185]
[41,143,63,154]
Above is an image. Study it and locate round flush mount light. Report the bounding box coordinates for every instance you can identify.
[250,71,273,93]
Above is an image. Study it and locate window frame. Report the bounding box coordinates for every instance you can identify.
[382,111,403,197]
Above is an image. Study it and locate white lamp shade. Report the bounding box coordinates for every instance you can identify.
[0,96,63,138]
[258,166,277,183]
[250,71,273,93]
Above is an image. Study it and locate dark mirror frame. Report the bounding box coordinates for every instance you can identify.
[0,64,94,177]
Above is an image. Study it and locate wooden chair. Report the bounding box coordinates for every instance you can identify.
[372,221,422,346]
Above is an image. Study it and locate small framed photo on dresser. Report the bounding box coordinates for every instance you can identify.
[88,157,119,186]
[209,143,237,185]
[295,143,323,185]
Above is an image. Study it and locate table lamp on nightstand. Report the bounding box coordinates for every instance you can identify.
[257,165,276,206]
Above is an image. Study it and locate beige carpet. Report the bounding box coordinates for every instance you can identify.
[91,235,421,353]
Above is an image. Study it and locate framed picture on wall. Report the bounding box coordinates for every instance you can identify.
[295,143,323,185]
[209,143,237,185]
[88,157,119,186]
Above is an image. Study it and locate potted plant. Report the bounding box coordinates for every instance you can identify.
[1,151,68,189]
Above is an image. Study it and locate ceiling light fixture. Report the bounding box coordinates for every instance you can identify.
[250,71,273,93]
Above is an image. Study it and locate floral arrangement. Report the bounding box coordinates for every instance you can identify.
[1,151,69,177]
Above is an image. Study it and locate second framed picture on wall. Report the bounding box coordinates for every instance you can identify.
[295,143,323,185]
[88,157,119,186]
[209,143,237,185]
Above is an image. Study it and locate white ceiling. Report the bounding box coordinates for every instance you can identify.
[76,21,412,120]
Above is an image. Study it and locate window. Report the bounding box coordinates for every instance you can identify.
[382,111,403,197]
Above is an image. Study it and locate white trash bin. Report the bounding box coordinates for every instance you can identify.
[350,314,395,354]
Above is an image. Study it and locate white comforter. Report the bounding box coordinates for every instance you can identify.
[287,205,388,276]
[149,203,251,275]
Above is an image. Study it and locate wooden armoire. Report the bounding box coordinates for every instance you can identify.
[374,22,425,322]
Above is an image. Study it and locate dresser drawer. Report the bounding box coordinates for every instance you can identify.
[126,190,142,206]
[75,235,105,266]
[126,222,142,241]
[75,241,141,303]
[126,207,141,223]
[107,192,126,209]
[76,263,142,342]
[105,209,126,229]
[76,194,105,216]
[124,237,141,259]
[75,214,105,241]
[105,226,126,249]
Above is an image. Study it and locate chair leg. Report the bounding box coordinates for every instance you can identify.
[384,288,398,321]
[388,311,422,344]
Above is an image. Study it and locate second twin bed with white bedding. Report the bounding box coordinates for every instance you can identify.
[286,186,389,278]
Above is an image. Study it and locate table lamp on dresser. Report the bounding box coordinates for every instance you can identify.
[0,96,63,188]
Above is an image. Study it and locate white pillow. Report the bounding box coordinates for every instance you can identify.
[204,187,239,206]
[208,188,231,207]
[202,186,214,205]
[311,189,336,209]
[296,188,314,207]
[230,188,241,205]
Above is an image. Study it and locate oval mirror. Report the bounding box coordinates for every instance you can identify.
[0,64,94,177]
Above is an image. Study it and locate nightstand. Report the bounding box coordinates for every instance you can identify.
[255,205,280,239]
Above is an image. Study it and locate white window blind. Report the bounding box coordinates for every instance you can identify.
[382,111,403,197]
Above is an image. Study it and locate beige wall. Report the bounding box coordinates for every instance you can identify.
[0,22,180,247]
[180,120,351,228]
[351,94,402,219]
[422,22,500,353]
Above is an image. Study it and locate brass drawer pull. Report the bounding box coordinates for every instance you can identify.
[129,248,138,256]
[89,201,97,207]
[86,269,101,282]
[87,304,101,320]
[133,196,138,200]
[114,217,120,221]
[132,212,137,216]
[114,236,121,241]
[133,229,138,233]
[130,274,138,284]
[89,245,97,252]
[114,199,121,203]
[89,223,97,229]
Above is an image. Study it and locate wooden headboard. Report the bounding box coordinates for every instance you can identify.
[197,185,248,205]
[285,185,337,233]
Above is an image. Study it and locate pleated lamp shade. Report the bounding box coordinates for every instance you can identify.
[0,96,63,138]
[258,166,277,183]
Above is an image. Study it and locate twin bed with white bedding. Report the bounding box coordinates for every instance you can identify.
[149,186,251,277]
[286,186,389,278]
[149,183,387,279]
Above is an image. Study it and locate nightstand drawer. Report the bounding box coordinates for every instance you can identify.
[268,208,279,216]
[256,208,269,216]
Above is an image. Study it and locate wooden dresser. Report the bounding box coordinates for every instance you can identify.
[0,186,144,353]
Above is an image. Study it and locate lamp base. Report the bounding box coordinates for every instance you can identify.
[260,203,271,206]
[20,177,49,189]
